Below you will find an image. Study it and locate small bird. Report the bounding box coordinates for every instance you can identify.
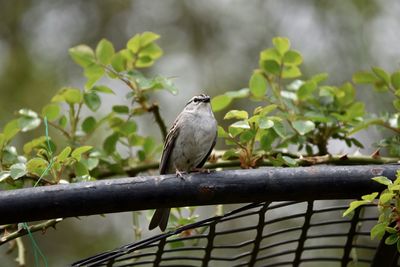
[149,94,218,231]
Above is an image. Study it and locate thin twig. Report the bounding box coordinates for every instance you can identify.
[15,237,25,266]
[0,219,62,246]
[40,116,70,139]
[148,104,168,140]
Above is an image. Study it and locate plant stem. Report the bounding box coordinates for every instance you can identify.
[148,103,168,140]
[0,219,62,246]
[15,237,25,267]
[40,116,71,139]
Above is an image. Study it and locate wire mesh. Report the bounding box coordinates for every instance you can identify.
[72,200,397,267]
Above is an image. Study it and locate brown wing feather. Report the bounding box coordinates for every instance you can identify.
[159,117,180,174]
[196,131,217,168]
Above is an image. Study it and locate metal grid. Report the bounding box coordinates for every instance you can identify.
[72,200,396,267]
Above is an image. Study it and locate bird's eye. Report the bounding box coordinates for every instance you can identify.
[193,98,199,103]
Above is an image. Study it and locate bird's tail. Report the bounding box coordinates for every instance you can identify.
[149,208,170,231]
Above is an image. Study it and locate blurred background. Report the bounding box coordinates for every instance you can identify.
[1,0,400,265]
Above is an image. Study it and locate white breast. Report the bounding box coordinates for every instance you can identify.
[167,110,217,173]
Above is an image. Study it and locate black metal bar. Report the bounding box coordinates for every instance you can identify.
[0,165,397,224]
[248,202,270,267]
[201,220,216,267]
[154,237,166,267]
[341,206,361,266]
[371,230,399,267]
[293,200,313,267]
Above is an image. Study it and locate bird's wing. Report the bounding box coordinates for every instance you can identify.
[159,118,180,174]
[196,130,217,168]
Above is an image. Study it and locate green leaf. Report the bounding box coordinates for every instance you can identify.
[261,60,280,75]
[103,133,119,154]
[372,176,393,186]
[82,116,96,134]
[230,120,250,129]
[361,192,379,201]
[69,45,95,68]
[282,66,301,78]
[222,149,238,160]
[372,66,390,85]
[240,130,255,143]
[71,146,93,161]
[346,102,365,119]
[352,71,377,84]
[311,73,329,84]
[393,99,400,111]
[292,120,315,135]
[59,115,67,128]
[18,109,41,132]
[41,104,60,121]
[217,126,228,138]
[259,117,274,129]
[260,130,277,151]
[10,163,27,180]
[225,88,250,99]
[84,91,101,111]
[75,161,89,176]
[3,120,20,141]
[385,234,399,245]
[111,52,126,72]
[91,85,115,94]
[159,77,178,95]
[147,76,178,95]
[386,227,398,234]
[19,108,38,118]
[52,87,83,104]
[96,38,115,65]
[297,81,317,100]
[80,157,99,171]
[249,72,267,97]
[140,31,160,47]
[371,223,387,240]
[26,158,48,177]
[224,110,248,120]
[118,121,137,136]
[23,136,47,154]
[272,37,290,55]
[135,56,154,68]
[127,34,141,53]
[282,156,297,167]
[272,121,286,138]
[211,95,232,112]
[84,64,105,89]
[380,192,395,204]
[143,137,156,155]
[112,105,129,114]
[254,104,277,115]
[343,200,369,217]
[139,43,163,60]
[57,146,72,162]
[391,71,400,89]
[260,48,281,62]
[0,171,11,182]
[283,50,302,65]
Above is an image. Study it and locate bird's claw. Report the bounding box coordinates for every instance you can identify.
[175,169,187,180]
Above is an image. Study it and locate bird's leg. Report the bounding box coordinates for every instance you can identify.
[174,166,187,180]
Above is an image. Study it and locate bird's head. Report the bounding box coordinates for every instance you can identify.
[184,94,212,113]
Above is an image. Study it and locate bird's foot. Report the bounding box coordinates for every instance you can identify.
[175,169,187,180]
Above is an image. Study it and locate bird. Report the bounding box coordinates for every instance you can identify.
[149,94,218,231]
